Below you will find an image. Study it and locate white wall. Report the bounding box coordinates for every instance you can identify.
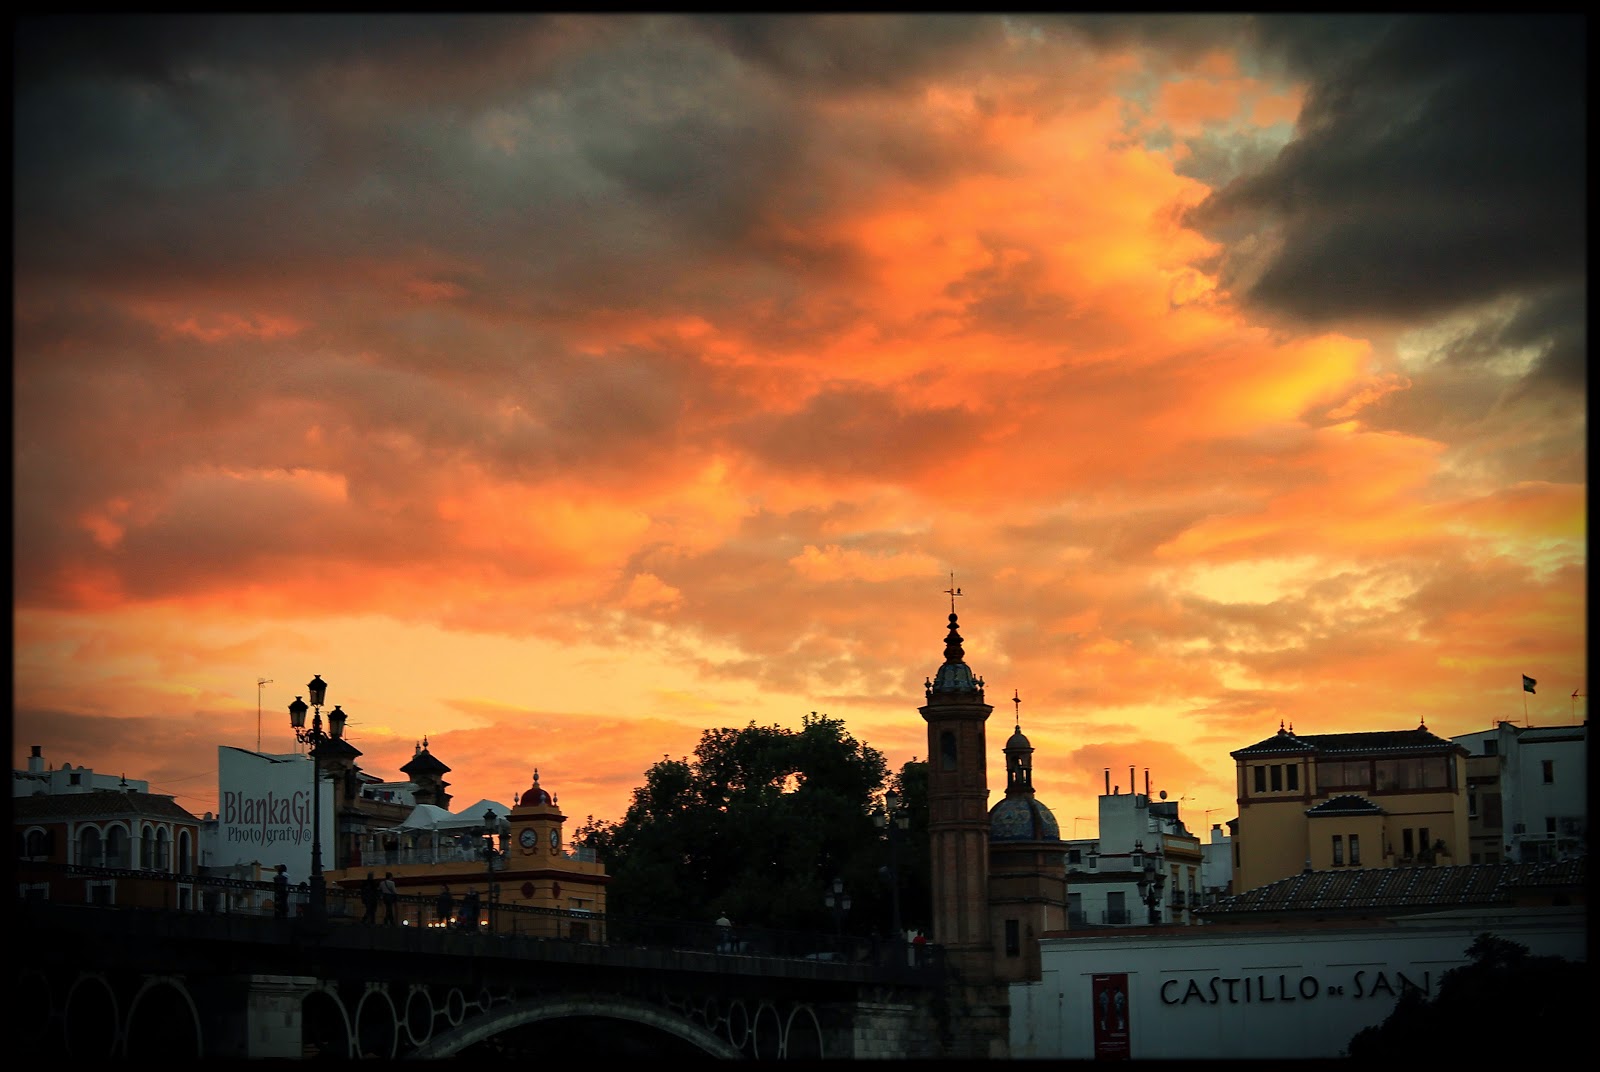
[208,746,336,883]
[1011,907,1586,1059]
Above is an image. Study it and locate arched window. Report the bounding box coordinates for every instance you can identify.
[155,828,171,871]
[25,829,49,859]
[141,824,156,869]
[106,825,128,868]
[940,731,958,771]
[178,830,193,875]
[80,826,104,867]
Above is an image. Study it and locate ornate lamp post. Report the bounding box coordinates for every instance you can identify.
[287,675,346,926]
[875,789,910,942]
[1132,839,1166,926]
[482,809,499,932]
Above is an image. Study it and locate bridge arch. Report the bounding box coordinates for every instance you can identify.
[302,980,354,1059]
[411,993,741,1059]
[124,975,202,1058]
[64,972,119,1058]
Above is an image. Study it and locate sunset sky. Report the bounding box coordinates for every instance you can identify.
[13,15,1586,841]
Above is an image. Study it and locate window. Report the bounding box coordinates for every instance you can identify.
[1106,891,1127,925]
[1545,817,1557,836]
[1402,828,1415,857]
[1253,766,1266,793]
[1005,919,1021,956]
[1349,834,1361,866]
[1320,760,1370,789]
[1468,785,1479,817]
[1068,849,1082,865]
[1375,757,1450,791]
[940,731,957,771]
[1270,765,1283,791]
[1332,835,1344,866]
[1287,765,1299,791]
[1542,760,1554,784]
[1419,827,1430,855]
[1068,892,1084,925]
[1483,740,1498,756]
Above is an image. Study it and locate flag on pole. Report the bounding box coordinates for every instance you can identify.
[1522,675,1537,694]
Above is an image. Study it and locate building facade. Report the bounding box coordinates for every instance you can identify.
[1453,720,1587,864]
[1230,723,1470,893]
[1062,771,1205,927]
[15,747,206,910]
[1010,903,1585,1059]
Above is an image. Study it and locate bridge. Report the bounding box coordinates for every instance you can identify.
[15,867,950,1059]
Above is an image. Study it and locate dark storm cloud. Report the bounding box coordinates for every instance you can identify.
[1189,15,1586,329]
[695,14,1005,89]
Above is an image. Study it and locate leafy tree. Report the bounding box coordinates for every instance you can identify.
[884,758,930,937]
[1345,934,1588,1059]
[575,713,900,935]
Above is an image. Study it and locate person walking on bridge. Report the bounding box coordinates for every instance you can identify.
[436,884,455,929]
[360,871,379,924]
[380,872,399,926]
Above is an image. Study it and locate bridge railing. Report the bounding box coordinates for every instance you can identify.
[16,862,943,975]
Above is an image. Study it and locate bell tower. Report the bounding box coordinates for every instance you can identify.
[919,587,995,981]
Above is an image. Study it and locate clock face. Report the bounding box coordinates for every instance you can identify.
[549,829,560,852]
[519,828,537,849]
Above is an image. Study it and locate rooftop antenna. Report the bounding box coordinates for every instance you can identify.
[256,678,273,752]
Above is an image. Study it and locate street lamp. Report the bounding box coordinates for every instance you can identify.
[824,876,852,941]
[287,675,344,927]
[482,809,499,932]
[1133,839,1165,926]
[875,789,910,942]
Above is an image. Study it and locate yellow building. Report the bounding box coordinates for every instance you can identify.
[325,768,606,935]
[1231,723,1469,894]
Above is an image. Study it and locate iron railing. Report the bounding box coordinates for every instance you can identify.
[16,861,944,974]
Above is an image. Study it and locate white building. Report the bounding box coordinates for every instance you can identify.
[1011,903,1585,1058]
[1453,721,1587,863]
[1199,820,1234,900]
[13,744,149,796]
[1063,767,1204,927]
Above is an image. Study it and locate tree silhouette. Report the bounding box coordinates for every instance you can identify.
[574,713,899,933]
[1346,933,1587,1058]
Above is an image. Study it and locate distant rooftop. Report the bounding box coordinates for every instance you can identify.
[1199,858,1585,921]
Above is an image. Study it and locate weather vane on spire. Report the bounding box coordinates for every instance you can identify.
[1013,688,1021,729]
[944,572,963,613]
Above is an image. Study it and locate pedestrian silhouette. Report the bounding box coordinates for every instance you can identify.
[380,872,399,925]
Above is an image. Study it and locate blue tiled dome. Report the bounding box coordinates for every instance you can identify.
[990,795,1061,842]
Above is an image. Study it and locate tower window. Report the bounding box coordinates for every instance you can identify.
[1270,765,1283,791]
[1286,765,1299,791]
[1253,766,1266,793]
[1542,760,1554,784]
[940,731,957,771]
[1005,919,1020,956]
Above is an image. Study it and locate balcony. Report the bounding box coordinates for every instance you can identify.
[1103,909,1131,925]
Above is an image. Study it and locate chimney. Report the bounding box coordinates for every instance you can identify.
[1129,766,1135,798]
[28,746,44,774]
[1211,823,1223,844]
[1144,768,1150,798]
[1104,768,1111,795]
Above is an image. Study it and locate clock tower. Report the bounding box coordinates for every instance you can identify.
[511,769,565,860]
